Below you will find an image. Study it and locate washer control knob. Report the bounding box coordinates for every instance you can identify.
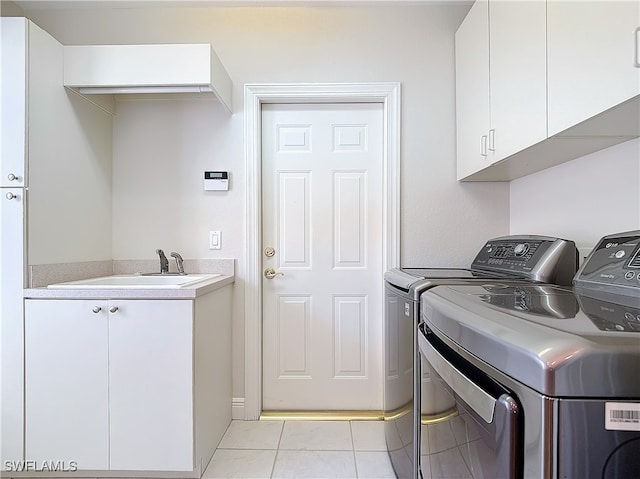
[514,243,529,256]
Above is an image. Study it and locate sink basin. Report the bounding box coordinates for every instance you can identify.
[47,274,219,289]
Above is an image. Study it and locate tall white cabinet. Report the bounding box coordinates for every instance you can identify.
[1,17,29,465]
[1,16,113,465]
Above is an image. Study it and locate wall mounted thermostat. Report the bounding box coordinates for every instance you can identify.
[204,171,229,191]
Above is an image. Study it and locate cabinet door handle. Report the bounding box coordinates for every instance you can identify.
[92,306,102,313]
[635,27,640,68]
[109,306,119,313]
[488,129,496,152]
[480,135,488,157]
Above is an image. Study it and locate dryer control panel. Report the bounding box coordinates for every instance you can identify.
[575,231,640,297]
[471,235,579,286]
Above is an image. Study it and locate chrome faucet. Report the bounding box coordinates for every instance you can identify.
[171,252,185,275]
[156,249,169,274]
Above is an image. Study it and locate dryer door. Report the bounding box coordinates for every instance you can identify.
[417,324,523,479]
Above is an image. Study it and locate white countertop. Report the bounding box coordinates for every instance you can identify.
[24,274,234,300]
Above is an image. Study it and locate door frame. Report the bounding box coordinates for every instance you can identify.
[243,83,401,420]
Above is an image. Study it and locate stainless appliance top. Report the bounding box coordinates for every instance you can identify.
[385,235,578,291]
[421,230,640,398]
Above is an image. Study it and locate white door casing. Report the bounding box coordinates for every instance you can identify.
[244,83,400,420]
[261,103,383,410]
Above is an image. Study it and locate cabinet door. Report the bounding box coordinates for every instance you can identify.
[489,0,547,161]
[0,18,27,187]
[25,299,110,469]
[109,300,194,471]
[548,0,640,136]
[0,189,25,464]
[456,0,490,180]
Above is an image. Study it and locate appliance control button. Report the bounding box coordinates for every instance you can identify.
[637,272,640,281]
[514,243,529,256]
[625,271,635,280]
[615,250,626,259]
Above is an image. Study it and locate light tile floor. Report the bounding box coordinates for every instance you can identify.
[202,420,397,479]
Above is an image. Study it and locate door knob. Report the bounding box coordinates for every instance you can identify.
[264,268,284,279]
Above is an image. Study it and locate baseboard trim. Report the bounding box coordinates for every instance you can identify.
[232,397,245,420]
[260,410,384,421]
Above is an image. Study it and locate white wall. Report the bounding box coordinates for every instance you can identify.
[26,20,113,266]
[21,4,511,403]
[112,98,239,262]
[510,138,640,256]
[23,4,510,265]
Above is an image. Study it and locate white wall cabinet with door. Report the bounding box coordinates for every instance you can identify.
[24,286,232,476]
[548,0,640,137]
[457,0,640,182]
[456,0,546,180]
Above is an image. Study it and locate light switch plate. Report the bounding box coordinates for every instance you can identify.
[209,231,221,250]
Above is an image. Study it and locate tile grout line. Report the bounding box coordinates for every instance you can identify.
[269,420,286,479]
[350,420,360,479]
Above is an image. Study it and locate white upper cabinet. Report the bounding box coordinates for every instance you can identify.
[548,0,640,137]
[456,0,640,181]
[489,0,547,159]
[455,0,490,180]
[456,0,546,180]
[1,18,27,187]
[64,43,233,112]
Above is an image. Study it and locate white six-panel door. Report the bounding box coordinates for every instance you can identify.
[261,103,384,410]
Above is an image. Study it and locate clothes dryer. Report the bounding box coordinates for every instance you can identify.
[417,231,640,478]
[383,235,579,478]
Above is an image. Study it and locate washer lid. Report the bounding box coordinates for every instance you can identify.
[384,267,517,287]
[421,284,640,397]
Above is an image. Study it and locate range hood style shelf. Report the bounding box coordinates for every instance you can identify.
[63,43,232,112]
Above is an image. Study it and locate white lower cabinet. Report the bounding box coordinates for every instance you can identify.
[25,299,110,470]
[25,295,221,475]
[109,300,193,471]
